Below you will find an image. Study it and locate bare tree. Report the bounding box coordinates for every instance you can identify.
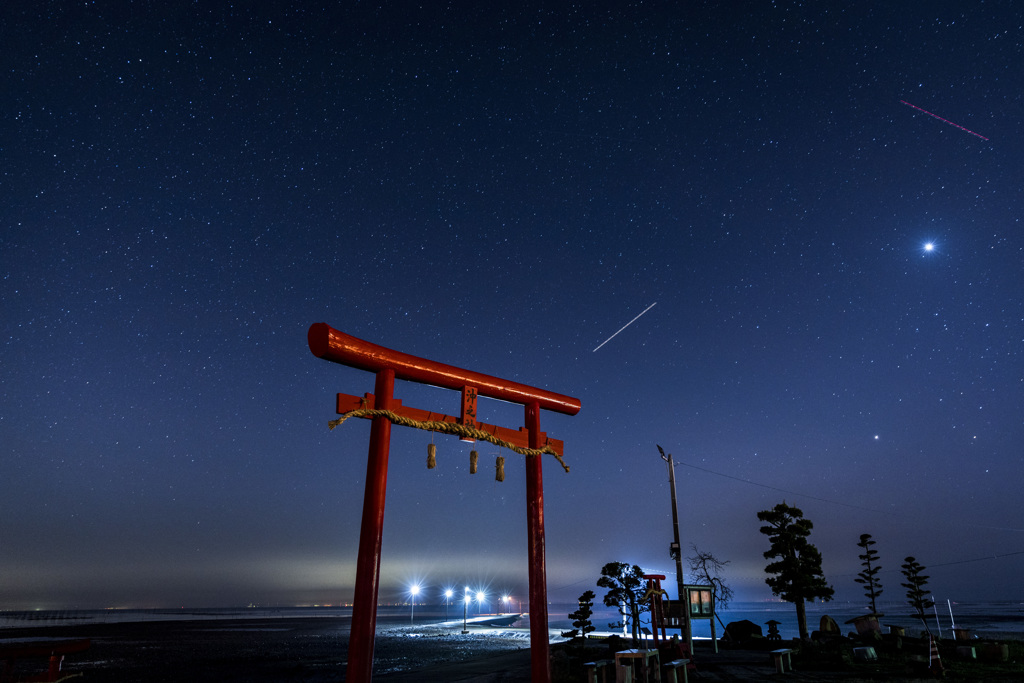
[687,545,733,648]
[688,545,733,607]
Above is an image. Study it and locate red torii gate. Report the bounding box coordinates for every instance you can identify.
[307,323,581,682]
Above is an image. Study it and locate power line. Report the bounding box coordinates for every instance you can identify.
[672,456,1024,535]
[833,548,1024,579]
[665,455,1024,578]
[672,458,892,514]
[929,549,1024,569]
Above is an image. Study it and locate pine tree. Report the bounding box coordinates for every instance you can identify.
[757,501,835,640]
[854,533,883,615]
[561,590,597,643]
[901,556,935,632]
[597,562,649,645]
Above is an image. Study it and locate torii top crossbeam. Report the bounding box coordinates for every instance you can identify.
[308,322,581,415]
[307,323,580,683]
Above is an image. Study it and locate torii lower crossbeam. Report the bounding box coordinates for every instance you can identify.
[307,324,580,683]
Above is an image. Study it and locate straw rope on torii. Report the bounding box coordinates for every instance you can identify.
[328,407,571,473]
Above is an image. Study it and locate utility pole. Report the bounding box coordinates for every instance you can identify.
[658,445,690,645]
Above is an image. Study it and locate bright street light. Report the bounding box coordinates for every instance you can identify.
[409,584,421,624]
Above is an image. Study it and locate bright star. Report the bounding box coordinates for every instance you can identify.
[923,242,935,253]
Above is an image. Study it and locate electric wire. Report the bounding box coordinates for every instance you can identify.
[671,457,892,514]
[672,457,1024,570]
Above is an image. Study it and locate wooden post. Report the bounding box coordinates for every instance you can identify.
[345,368,395,682]
[525,401,550,683]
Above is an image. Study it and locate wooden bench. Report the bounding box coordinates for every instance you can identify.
[583,658,614,683]
[770,648,796,673]
[614,648,663,683]
[664,658,690,683]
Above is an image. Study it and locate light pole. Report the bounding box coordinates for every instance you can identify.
[658,444,690,645]
[476,591,486,616]
[445,589,453,622]
[409,584,420,624]
[462,588,470,634]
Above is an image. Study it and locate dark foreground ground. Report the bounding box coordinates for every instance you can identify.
[2,617,1023,682]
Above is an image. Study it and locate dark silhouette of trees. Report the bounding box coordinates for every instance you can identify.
[561,590,596,644]
[854,533,883,615]
[757,501,835,640]
[597,561,648,645]
[901,556,935,632]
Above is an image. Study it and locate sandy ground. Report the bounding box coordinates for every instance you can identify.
[0,617,535,682]
[2,616,1021,682]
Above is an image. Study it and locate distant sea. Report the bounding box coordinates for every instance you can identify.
[3,600,1023,642]
[549,599,1024,642]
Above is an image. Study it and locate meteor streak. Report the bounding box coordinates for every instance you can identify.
[593,302,658,352]
[900,100,989,141]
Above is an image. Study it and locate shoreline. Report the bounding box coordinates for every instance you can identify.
[0,616,544,682]
[2,615,1024,682]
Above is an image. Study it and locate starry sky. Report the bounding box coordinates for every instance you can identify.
[4,2,1024,611]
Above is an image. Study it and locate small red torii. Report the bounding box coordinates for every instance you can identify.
[307,323,581,683]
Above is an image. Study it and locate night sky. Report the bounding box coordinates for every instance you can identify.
[4,2,1024,611]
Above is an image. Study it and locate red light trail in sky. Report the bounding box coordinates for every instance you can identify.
[900,100,989,141]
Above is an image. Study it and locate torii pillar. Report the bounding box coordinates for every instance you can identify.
[307,323,581,683]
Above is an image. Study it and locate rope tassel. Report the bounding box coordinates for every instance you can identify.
[470,450,478,474]
[495,455,505,482]
[427,443,437,469]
